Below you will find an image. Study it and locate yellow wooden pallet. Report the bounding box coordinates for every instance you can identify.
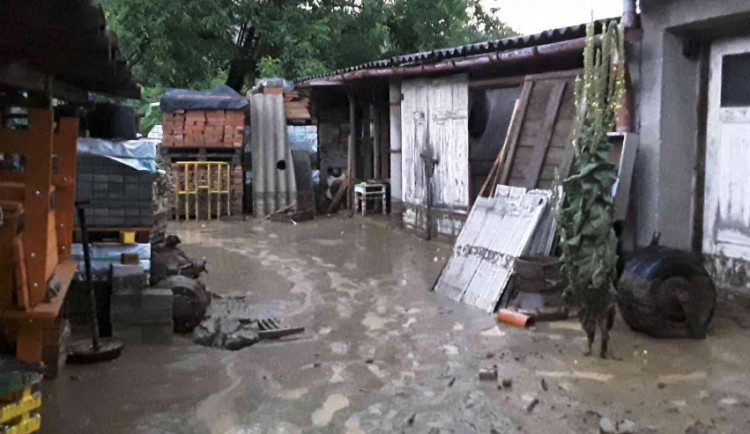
[0,387,41,434]
[0,414,40,434]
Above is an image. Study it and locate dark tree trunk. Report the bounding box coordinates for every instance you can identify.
[225,26,258,92]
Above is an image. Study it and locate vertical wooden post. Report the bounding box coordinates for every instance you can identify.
[54,117,79,261]
[226,163,230,217]
[16,321,43,363]
[372,103,381,179]
[208,163,212,220]
[24,109,55,307]
[347,90,357,208]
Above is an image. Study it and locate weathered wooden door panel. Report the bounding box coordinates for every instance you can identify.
[498,71,579,190]
[706,37,750,259]
[401,75,469,211]
[401,80,429,206]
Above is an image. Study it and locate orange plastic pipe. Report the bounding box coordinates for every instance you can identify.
[497,309,533,328]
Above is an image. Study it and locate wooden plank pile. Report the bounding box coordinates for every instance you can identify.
[162,109,245,148]
[284,92,311,121]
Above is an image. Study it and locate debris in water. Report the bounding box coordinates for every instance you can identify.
[478,367,498,381]
[191,294,302,350]
[525,397,539,413]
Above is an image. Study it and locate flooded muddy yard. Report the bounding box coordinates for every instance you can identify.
[42,217,750,434]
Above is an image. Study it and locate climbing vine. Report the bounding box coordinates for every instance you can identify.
[555,21,625,316]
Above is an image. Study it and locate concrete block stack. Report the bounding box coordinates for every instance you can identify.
[162,110,245,148]
[76,155,155,227]
[110,264,173,345]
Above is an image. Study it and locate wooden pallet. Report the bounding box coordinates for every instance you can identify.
[72,227,151,244]
[161,147,242,164]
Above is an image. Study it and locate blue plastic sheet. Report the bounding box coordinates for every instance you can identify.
[160,85,248,113]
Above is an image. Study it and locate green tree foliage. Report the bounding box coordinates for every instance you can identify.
[555,22,625,316]
[102,0,516,94]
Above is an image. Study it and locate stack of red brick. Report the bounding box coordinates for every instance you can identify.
[162,110,245,148]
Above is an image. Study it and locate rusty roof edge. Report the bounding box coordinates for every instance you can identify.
[295,17,621,84]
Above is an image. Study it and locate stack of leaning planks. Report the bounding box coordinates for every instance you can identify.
[162,110,245,148]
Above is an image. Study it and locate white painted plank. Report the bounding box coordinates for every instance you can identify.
[434,197,495,301]
[462,192,549,312]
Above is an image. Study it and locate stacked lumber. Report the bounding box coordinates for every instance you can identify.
[284,92,311,120]
[162,109,245,148]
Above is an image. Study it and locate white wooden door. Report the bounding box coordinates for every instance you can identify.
[401,75,469,210]
[706,37,750,260]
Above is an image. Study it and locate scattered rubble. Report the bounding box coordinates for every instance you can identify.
[191,293,304,351]
[525,397,540,413]
[478,367,498,381]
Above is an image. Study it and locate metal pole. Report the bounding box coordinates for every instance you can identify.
[76,204,100,352]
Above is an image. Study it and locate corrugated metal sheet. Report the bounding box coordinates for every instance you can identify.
[434,187,552,313]
[250,93,297,216]
[295,19,616,83]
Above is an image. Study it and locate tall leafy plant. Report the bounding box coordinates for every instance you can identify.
[555,21,625,358]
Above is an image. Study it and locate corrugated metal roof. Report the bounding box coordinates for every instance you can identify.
[296,18,616,83]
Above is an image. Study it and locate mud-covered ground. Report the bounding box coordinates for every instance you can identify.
[43,216,750,433]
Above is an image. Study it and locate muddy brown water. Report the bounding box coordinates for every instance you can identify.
[42,216,750,433]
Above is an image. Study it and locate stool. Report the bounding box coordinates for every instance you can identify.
[354,183,387,216]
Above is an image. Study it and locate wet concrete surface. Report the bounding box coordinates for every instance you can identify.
[42,216,750,433]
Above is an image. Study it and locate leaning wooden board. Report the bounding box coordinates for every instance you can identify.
[496,70,581,191]
[461,188,550,312]
[433,187,550,313]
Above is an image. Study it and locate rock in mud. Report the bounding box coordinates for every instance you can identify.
[599,418,616,434]
[192,317,219,346]
[685,421,719,434]
[224,326,260,351]
[617,419,636,433]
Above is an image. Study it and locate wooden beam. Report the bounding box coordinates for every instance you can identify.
[0,63,90,104]
[54,117,78,260]
[22,109,55,308]
[347,90,357,208]
[469,75,525,89]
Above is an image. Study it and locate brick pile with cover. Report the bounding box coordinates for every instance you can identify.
[162,110,245,148]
